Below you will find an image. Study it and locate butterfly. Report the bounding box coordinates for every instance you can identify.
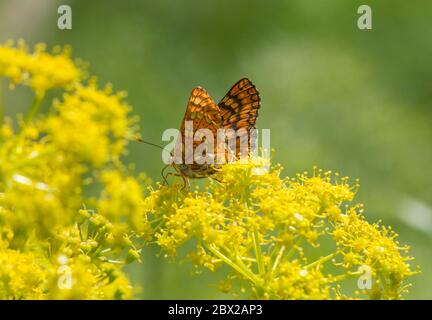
[164,78,261,185]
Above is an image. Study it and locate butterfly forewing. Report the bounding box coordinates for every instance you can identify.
[175,87,222,177]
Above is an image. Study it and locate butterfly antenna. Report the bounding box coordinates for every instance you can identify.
[131,134,174,160]
[134,136,165,150]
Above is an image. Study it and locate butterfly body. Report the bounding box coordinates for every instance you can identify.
[171,78,261,182]
[177,163,217,179]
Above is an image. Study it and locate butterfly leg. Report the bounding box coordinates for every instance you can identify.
[161,165,182,186]
[161,165,189,190]
[161,165,171,186]
[163,173,179,185]
[161,164,182,186]
[170,165,189,190]
[210,176,223,184]
[162,173,186,187]
[180,174,189,191]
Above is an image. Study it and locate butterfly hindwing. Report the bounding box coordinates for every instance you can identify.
[218,78,260,130]
[218,78,261,157]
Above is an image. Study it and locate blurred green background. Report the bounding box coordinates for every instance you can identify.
[1,0,431,299]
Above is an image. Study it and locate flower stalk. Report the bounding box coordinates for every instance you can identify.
[24,93,44,125]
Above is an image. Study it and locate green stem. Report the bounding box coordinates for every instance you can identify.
[10,147,56,171]
[0,77,3,125]
[24,93,44,125]
[252,229,265,275]
[271,245,285,273]
[206,244,260,285]
[304,252,339,269]
[240,257,257,262]
[330,271,363,283]
[242,188,264,276]
[285,238,302,261]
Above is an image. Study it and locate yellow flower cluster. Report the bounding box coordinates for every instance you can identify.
[145,161,418,299]
[0,41,147,299]
[267,260,329,299]
[44,82,133,166]
[45,255,133,299]
[332,206,415,299]
[0,247,47,299]
[0,40,80,98]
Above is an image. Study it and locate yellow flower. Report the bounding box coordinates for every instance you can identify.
[0,40,80,97]
[267,260,329,299]
[332,206,416,299]
[0,248,48,299]
[44,83,134,166]
[46,256,133,299]
[99,170,148,234]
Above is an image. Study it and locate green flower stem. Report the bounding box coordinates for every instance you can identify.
[242,185,265,277]
[0,77,3,125]
[329,271,363,283]
[24,93,44,125]
[272,245,285,273]
[285,238,302,261]
[11,147,56,171]
[252,229,265,276]
[241,257,257,262]
[152,219,165,231]
[305,252,339,269]
[207,244,260,286]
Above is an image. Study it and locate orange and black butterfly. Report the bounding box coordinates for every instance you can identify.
[164,78,261,185]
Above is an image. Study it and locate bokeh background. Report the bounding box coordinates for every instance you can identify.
[1,0,431,299]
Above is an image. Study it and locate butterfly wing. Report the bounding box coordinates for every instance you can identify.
[175,87,222,176]
[218,78,261,158]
